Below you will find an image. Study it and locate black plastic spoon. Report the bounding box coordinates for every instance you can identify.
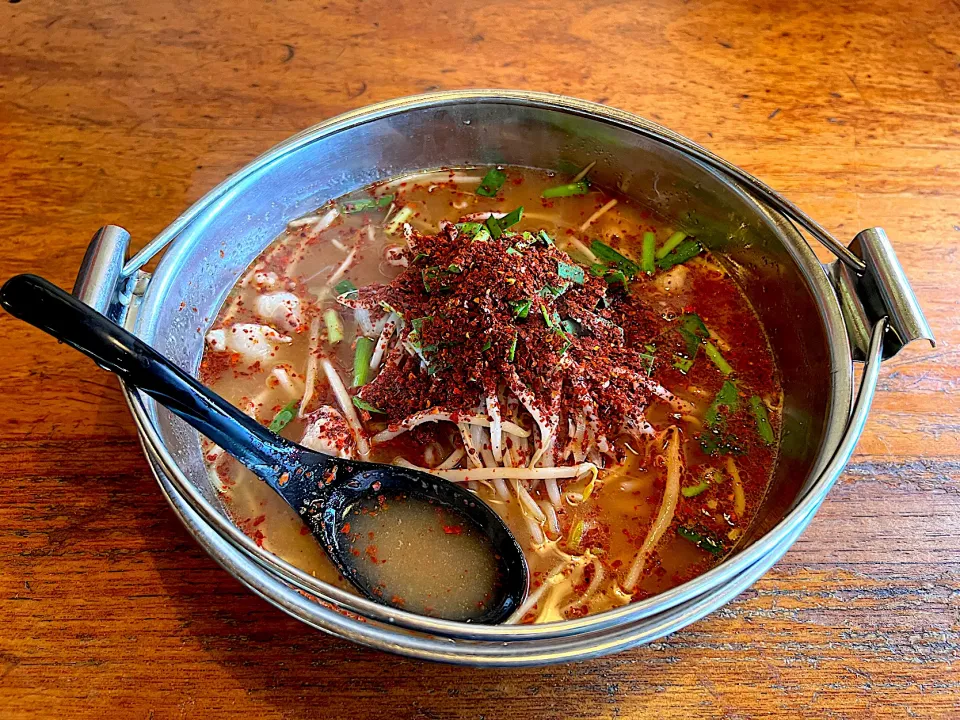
[0,273,528,624]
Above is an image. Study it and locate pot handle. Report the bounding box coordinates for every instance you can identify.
[71,225,134,323]
[616,116,936,359]
[829,228,936,360]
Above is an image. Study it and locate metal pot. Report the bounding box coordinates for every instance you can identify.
[71,91,933,665]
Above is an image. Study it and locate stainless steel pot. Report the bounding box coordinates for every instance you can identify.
[71,91,934,665]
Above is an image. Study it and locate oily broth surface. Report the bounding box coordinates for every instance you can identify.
[199,166,782,621]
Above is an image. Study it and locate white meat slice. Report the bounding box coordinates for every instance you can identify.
[206,323,292,365]
[300,406,355,459]
[254,292,303,333]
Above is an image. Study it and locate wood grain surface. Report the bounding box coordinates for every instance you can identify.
[1,0,957,717]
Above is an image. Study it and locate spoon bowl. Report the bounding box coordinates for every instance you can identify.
[0,273,529,624]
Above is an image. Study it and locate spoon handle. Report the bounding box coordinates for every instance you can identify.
[0,273,300,482]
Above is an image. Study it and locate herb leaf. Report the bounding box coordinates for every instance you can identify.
[705,380,739,427]
[340,194,394,214]
[486,214,503,239]
[677,526,725,556]
[509,298,533,319]
[590,240,641,277]
[334,278,358,297]
[500,206,524,229]
[352,396,385,414]
[476,168,507,197]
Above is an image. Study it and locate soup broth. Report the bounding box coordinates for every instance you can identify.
[199,165,781,623]
[341,493,501,620]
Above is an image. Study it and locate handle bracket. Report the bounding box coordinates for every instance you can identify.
[71,225,152,329]
[828,228,936,360]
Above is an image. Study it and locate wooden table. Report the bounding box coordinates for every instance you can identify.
[1,1,957,717]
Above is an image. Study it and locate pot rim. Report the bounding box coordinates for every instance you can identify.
[125,90,858,642]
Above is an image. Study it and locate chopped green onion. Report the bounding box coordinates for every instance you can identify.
[422,266,458,294]
[677,313,709,358]
[268,401,299,433]
[705,341,734,375]
[750,395,775,444]
[506,335,517,362]
[673,355,694,374]
[656,239,703,270]
[561,318,581,336]
[677,526,724,556]
[655,231,687,259]
[604,269,628,289]
[705,380,739,427]
[539,282,570,301]
[352,337,376,387]
[542,180,590,198]
[334,278,358,297]
[681,313,709,340]
[422,266,439,292]
[538,230,555,246]
[681,479,711,498]
[340,194,394,214]
[557,261,585,285]
[384,206,414,235]
[471,227,491,243]
[641,232,656,274]
[447,263,463,273]
[540,303,554,327]
[323,309,343,345]
[556,327,573,357]
[589,263,607,277]
[506,246,522,256]
[352,396,385,414]
[500,206,524,229]
[590,240,640,277]
[456,221,484,236]
[486,214,503,239]
[426,360,449,376]
[638,352,656,376]
[509,298,532,319]
[476,168,507,197]
[481,338,492,352]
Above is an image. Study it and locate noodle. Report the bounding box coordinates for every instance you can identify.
[623,427,682,591]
